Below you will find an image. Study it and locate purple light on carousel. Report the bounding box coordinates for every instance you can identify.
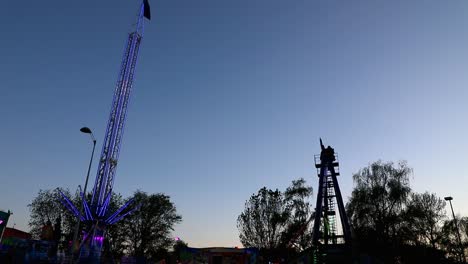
[94,236,105,242]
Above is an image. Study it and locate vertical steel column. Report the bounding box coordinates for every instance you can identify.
[90,4,145,216]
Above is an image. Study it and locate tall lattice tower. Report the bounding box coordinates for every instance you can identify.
[311,139,351,263]
[60,0,151,260]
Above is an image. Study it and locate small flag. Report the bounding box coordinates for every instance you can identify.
[143,0,151,20]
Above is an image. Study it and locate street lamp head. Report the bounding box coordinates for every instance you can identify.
[444,196,453,201]
[80,127,96,142]
[80,127,92,134]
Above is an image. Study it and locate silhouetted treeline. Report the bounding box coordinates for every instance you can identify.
[347,160,466,263]
[237,161,468,263]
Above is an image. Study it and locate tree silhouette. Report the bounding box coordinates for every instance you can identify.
[347,160,461,263]
[404,192,446,248]
[237,187,288,249]
[237,178,314,253]
[28,188,76,240]
[282,178,314,251]
[346,160,412,251]
[122,190,182,261]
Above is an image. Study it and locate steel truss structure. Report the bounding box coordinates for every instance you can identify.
[311,139,351,263]
[59,1,150,260]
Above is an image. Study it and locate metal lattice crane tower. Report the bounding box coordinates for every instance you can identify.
[59,0,151,260]
[90,6,146,221]
[311,139,351,263]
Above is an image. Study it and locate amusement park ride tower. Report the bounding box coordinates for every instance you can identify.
[311,139,352,263]
[60,0,151,260]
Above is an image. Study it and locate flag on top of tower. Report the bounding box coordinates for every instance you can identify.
[143,0,151,20]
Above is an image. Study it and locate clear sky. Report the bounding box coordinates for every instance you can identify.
[2,0,468,248]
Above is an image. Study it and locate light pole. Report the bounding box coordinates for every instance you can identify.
[70,127,96,263]
[445,196,465,263]
[79,127,96,196]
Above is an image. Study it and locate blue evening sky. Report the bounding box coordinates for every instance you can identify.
[2,0,468,247]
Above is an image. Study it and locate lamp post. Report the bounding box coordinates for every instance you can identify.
[79,127,96,196]
[70,127,96,263]
[445,196,465,263]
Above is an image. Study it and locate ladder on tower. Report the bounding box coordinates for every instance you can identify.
[326,177,338,244]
